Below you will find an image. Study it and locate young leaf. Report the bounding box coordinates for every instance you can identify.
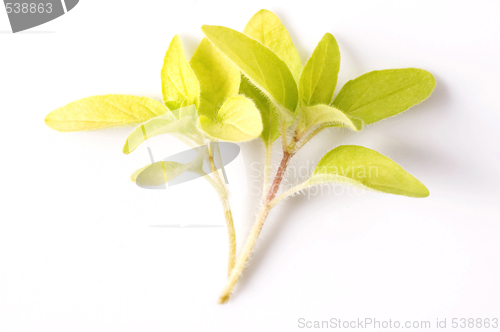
[309,145,429,197]
[332,68,436,125]
[131,144,208,186]
[45,95,169,132]
[131,161,185,184]
[131,159,205,189]
[189,38,240,119]
[298,105,361,132]
[198,95,263,142]
[243,9,302,83]
[201,25,298,114]
[239,76,280,145]
[122,105,204,154]
[299,33,340,106]
[327,117,364,131]
[161,35,200,110]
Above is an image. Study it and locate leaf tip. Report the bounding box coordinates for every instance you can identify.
[322,32,335,41]
[122,141,131,155]
[250,8,276,19]
[44,113,53,128]
[171,34,181,43]
[201,25,214,33]
[44,110,66,132]
[416,183,430,198]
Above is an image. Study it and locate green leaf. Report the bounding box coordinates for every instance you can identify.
[298,104,362,132]
[201,25,298,114]
[122,105,204,154]
[326,117,364,131]
[131,161,183,183]
[332,68,436,125]
[189,38,240,119]
[299,33,340,106]
[161,35,200,110]
[309,145,429,197]
[199,95,263,142]
[239,76,280,145]
[45,95,169,132]
[131,160,203,186]
[243,9,302,83]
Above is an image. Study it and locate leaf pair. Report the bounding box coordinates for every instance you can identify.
[201,12,355,136]
[239,9,303,145]
[45,35,264,145]
[296,33,358,132]
[202,18,298,132]
[201,10,436,139]
[189,38,262,142]
[125,35,260,156]
[159,35,262,143]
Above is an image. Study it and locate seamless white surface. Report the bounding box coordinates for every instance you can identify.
[0,1,499,331]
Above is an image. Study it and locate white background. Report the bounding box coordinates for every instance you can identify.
[1,0,499,331]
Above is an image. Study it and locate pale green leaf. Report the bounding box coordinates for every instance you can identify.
[131,160,203,186]
[309,145,429,197]
[298,104,361,132]
[243,9,302,83]
[201,25,298,114]
[131,161,184,183]
[299,33,340,106]
[131,144,208,186]
[199,95,263,142]
[122,105,204,154]
[45,95,169,132]
[327,117,364,130]
[161,35,200,110]
[239,76,280,145]
[131,144,215,187]
[332,68,436,125]
[189,38,240,119]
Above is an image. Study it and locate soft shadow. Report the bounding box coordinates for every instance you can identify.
[177,33,199,58]
[271,8,308,64]
[372,74,454,169]
[334,35,367,90]
[240,140,268,239]
[391,71,449,122]
[233,74,452,295]
[0,30,56,34]
[234,191,315,292]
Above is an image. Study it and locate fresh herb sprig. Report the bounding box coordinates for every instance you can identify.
[45,9,435,303]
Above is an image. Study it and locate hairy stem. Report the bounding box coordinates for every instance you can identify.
[266,151,292,201]
[292,124,327,153]
[218,151,293,303]
[218,187,236,275]
[262,143,273,199]
[207,143,237,275]
[269,182,310,208]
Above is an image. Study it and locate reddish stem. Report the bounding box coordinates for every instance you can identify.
[266,151,293,202]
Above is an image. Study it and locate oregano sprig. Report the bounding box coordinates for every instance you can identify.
[45,9,435,304]
[202,9,435,303]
